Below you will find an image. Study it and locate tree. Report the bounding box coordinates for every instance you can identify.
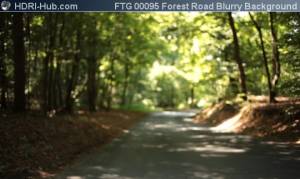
[84,15,103,112]
[0,14,7,109]
[86,26,98,111]
[87,55,97,112]
[269,12,281,102]
[1,13,299,113]
[249,13,273,103]
[65,29,82,112]
[12,13,26,112]
[227,12,248,101]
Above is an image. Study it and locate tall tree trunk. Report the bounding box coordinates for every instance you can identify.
[42,14,57,113]
[269,12,281,102]
[48,14,58,111]
[121,61,129,106]
[249,13,273,103]
[227,12,248,101]
[0,14,7,109]
[42,15,50,113]
[54,62,63,109]
[87,56,97,112]
[12,13,26,112]
[42,50,49,113]
[65,30,81,112]
[55,14,65,109]
[190,85,194,107]
[25,14,30,109]
[106,57,115,110]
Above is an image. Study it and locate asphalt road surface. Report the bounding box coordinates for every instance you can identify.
[55,111,300,179]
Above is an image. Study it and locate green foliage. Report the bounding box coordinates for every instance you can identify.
[119,103,157,112]
[1,12,299,112]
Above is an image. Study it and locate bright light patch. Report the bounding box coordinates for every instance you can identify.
[169,145,247,153]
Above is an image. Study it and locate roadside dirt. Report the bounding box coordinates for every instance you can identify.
[0,110,146,179]
[194,102,239,125]
[194,97,300,143]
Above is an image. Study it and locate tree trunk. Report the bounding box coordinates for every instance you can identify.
[0,14,7,109]
[87,56,97,112]
[190,85,194,107]
[48,15,58,111]
[269,12,281,102]
[25,14,32,109]
[227,12,248,101]
[42,14,57,113]
[121,61,129,106]
[106,57,115,110]
[55,14,65,109]
[12,13,26,112]
[249,13,273,103]
[48,55,54,110]
[65,30,81,112]
[42,50,49,113]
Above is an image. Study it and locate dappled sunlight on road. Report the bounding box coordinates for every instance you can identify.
[175,126,212,132]
[151,111,196,118]
[56,111,300,179]
[66,177,84,179]
[168,145,247,153]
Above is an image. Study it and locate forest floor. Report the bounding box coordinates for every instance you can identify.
[194,96,300,143]
[0,110,147,179]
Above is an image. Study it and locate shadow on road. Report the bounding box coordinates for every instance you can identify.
[55,111,300,179]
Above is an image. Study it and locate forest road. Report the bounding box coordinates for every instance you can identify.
[54,111,300,179]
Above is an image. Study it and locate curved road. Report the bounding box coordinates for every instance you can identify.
[55,111,300,179]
